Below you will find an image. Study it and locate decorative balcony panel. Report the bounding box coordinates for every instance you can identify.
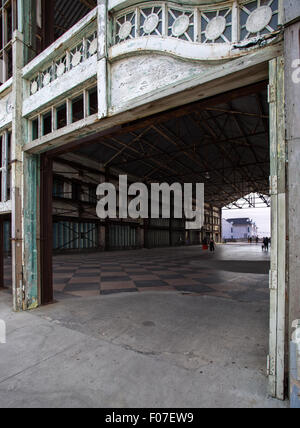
[240,0,279,41]
[111,1,280,60]
[22,9,98,117]
[29,31,98,97]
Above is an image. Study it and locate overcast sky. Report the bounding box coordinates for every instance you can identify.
[222,207,271,237]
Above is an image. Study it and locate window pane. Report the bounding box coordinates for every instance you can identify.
[56,103,67,129]
[72,95,84,123]
[32,118,39,140]
[88,87,98,116]
[42,111,52,136]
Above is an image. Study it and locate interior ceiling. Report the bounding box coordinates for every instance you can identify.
[54,0,97,38]
[58,84,270,209]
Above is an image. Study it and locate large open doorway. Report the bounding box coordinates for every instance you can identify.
[33,78,288,404]
[41,81,271,296]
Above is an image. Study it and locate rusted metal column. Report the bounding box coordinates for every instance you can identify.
[40,154,53,305]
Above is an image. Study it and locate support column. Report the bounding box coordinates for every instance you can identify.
[268,57,287,400]
[11,30,42,310]
[11,31,25,311]
[23,153,41,308]
[285,8,300,345]
[284,3,300,401]
[40,154,53,305]
[97,0,108,120]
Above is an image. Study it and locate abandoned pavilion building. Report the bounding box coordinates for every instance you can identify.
[0,0,299,403]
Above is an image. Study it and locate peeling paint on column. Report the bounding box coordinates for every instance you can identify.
[23,153,40,310]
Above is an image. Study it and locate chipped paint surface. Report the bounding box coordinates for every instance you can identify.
[0,90,13,130]
[23,154,40,310]
[111,54,214,110]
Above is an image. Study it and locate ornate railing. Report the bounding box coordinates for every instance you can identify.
[112,0,280,48]
[29,31,97,96]
[22,8,98,98]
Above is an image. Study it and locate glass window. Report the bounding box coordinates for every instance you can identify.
[88,87,98,116]
[56,103,67,129]
[72,95,84,123]
[32,118,39,140]
[42,111,52,136]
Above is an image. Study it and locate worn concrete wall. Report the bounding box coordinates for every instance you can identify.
[284,11,300,337]
[284,1,300,25]
[284,1,300,403]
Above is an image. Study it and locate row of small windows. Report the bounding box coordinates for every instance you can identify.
[31,86,98,141]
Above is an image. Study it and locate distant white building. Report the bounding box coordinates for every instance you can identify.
[222,218,258,241]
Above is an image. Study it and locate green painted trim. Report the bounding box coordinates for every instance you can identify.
[23,153,40,309]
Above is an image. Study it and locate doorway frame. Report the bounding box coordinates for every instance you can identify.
[268,56,287,400]
[33,58,288,400]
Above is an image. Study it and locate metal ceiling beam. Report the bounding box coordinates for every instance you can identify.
[47,81,268,158]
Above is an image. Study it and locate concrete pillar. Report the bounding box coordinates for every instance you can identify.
[268,56,287,400]
[284,3,300,342]
[284,2,300,402]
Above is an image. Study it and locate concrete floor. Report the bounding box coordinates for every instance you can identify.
[0,245,288,408]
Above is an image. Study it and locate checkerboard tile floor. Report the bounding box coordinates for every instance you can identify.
[2,248,269,303]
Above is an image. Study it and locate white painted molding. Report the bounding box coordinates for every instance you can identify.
[111,37,236,61]
[22,8,97,79]
[23,56,98,117]
[0,200,12,214]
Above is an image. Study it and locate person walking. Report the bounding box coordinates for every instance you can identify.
[263,237,269,252]
[210,238,215,253]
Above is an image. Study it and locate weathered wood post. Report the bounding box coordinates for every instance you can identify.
[11,28,41,311]
[11,30,25,311]
[268,56,287,401]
